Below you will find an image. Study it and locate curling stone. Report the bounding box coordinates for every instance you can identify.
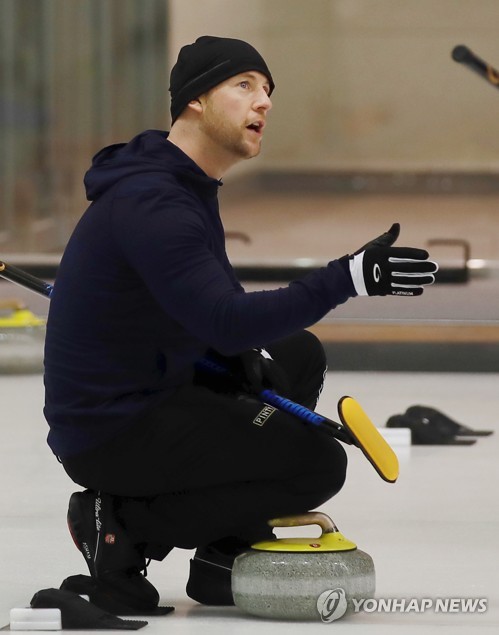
[232,512,375,621]
[0,299,46,374]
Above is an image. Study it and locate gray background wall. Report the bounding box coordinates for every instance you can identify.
[2,0,499,252]
[169,0,499,173]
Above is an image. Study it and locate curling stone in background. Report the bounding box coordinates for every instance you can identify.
[0,299,46,374]
[232,512,375,621]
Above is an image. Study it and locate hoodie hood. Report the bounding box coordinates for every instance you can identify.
[84,129,220,201]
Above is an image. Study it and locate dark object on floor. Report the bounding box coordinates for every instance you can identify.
[405,405,494,437]
[386,413,477,445]
[30,588,148,629]
[60,575,174,616]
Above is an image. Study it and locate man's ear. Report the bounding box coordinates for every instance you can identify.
[187,99,203,114]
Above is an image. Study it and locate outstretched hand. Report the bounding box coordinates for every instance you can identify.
[349,224,439,297]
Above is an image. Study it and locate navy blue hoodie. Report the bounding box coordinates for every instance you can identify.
[43,130,356,457]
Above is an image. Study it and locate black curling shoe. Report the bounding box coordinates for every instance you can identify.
[67,490,160,613]
[186,537,250,606]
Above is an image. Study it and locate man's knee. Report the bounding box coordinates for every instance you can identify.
[290,435,348,503]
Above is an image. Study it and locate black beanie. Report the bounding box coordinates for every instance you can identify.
[169,36,274,123]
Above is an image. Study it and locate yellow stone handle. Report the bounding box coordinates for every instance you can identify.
[268,512,339,535]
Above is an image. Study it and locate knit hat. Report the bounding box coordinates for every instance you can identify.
[169,36,275,123]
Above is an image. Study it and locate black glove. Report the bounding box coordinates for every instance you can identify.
[354,222,400,252]
[349,224,439,297]
[237,349,290,396]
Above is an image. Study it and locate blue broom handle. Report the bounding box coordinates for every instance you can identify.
[197,357,332,429]
[259,389,327,427]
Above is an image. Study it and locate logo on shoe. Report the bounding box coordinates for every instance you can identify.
[94,496,102,532]
[82,542,92,561]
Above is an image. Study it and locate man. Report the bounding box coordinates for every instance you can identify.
[44,36,437,612]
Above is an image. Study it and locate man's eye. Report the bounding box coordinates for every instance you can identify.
[240,81,250,89]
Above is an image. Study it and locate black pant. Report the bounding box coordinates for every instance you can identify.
[62,331,347,553]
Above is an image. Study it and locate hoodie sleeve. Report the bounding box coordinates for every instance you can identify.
[111,186,356,356]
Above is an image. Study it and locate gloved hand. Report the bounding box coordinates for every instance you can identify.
[349,223,439,297]
[237,349,290,396]
[355,222,401,252]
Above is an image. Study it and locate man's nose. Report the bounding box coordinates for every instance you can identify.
[254,89,272,111]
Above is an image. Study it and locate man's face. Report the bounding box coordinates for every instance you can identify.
[198,71,272,160]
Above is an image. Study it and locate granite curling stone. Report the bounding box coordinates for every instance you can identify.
[0,300,45,374]
[232,512,375,621]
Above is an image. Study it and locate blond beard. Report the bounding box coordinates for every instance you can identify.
[199,100,262,160]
